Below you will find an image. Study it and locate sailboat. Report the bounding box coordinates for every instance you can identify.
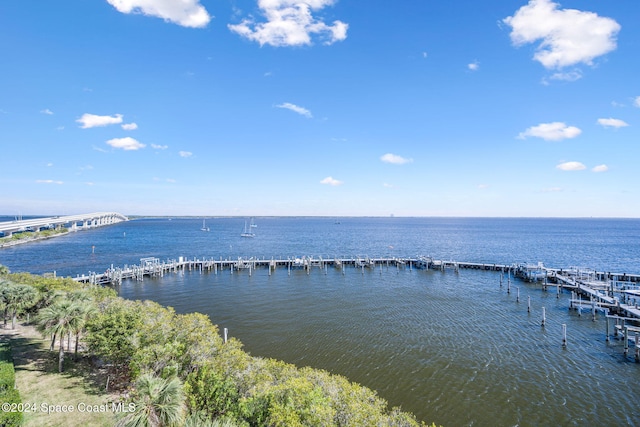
[200,219,210,232]
[241,218,255,238]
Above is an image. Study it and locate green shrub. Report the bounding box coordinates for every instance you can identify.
[0,362,15,393]
[0,344,22,427]
[0,388,23,426]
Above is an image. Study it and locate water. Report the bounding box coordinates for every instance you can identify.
[2,217,640,426]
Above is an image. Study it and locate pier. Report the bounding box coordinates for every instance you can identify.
[69,255,640,361]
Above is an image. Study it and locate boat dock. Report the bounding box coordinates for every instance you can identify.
[68,255,640,360]
[71,255,640,302]
[69,255,517,287]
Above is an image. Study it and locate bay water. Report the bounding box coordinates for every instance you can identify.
[2,217,640,426]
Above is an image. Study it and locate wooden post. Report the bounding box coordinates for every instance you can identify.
[516,287,520,303]
[562,324,567,347]
[635,333,639,362]
[570,291,574,309]
[624,327,629,356]
[223,328,228,344]
[578,295,582,316]
[605,316,610,342]
[541,307,546,327]
[527,296,531,313]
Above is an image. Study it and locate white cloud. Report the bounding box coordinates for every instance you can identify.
[597,118,629,129]
[503,0,620,69]
[547,70,582,82]
[229,0,348,47]
[477,184,489,190]
[93,145,109,153]
[468,61,479,71]
[77,113,123,129]
[380,153,413,165]
[422,52,428,59]
[320,176,342,186]
[151,144,168,150]
[106,137,145,151]
[36,179,63,185]
[122,122,138,130]
[592,164,608,173]
[556,161,586,171]
[41,108,54,115]
[518,122,581,141]
[179,151,193,158]
[276,102,312,118]
[106,0,211,28]
[383,183,393,188]
[634,96,640,108]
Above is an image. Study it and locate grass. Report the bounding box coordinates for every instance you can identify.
[0,323,121,427]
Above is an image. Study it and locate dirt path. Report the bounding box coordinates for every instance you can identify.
[1,323,121,427]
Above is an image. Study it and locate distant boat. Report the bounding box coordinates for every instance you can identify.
[250,217,258,228]
[241,219,255,238]
[200,219,210,232]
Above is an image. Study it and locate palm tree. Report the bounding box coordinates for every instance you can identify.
[36,299,82,372]
[2,283,37,329]
[69,298,97,361]
[117,374,186,427]
[0,280,9,327]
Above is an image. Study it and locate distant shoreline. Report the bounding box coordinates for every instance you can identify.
[0,230,70,249]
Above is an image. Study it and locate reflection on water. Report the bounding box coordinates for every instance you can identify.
[3,217,640,426]
[120,267,639,426]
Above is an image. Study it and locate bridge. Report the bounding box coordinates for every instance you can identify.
[0,212,128,237]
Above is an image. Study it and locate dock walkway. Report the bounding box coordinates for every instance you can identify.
[68,255,640,361]
[71,255,640,321]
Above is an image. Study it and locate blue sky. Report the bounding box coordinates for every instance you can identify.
[1,0,638,217]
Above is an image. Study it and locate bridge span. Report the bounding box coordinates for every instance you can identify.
[0,212,128,237]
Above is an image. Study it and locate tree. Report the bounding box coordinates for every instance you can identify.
[117,373,186,427]
[36,299,82,372]
[67,291,97,360]
[0,281,9,327]
[185,364,240,420]
[1,283,38,329]
[85,298,143,378]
